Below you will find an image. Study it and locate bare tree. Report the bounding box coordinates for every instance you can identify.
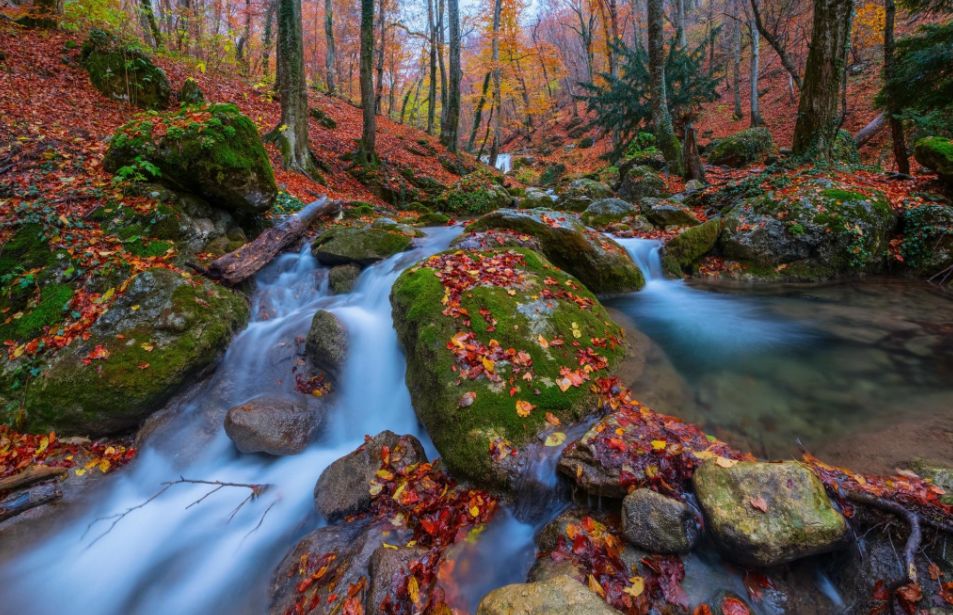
[440,0,461,151]
[324,0,336,94]
[358,0,377,164]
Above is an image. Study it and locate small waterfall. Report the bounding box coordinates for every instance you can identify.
[480,153,512,174]
[618,237,665,281]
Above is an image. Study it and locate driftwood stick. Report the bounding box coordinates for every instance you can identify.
[0,465,67,492]
[0,481,63,522]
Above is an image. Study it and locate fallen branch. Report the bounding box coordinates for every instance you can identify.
[0,465,67,492]
[202,197,341,286]
[854,112,886,147]
[0,481,62,522]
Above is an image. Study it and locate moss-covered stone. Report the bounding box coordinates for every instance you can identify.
[435,169,512,215]
[22,269,248,435]
[539,163,567,187]
[617,165,668,203]
[521,187,556,210]
[641,198,700,227]
[915,136,953,185]
[391,248,626,488]
[661,218,721,276]
[900,204,953,275]
[178,77,205,105]
[0,223,56,280]
[467,208,644,294]
[580,198,638,227]
[556,178,613,212]
[312,225,413,267]
[832,129,860,165]
[103,103,277,219]
[80,29,171,110]
[707,127,776,168]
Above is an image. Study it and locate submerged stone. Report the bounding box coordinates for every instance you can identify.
[305,310,348,378]
[224,395,319,455]
[621,488,700,554]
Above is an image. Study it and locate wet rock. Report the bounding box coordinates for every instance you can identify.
[305,310,348,378]
[81,29,171,109]
[103,103,277,219]
[915,136,953,185]
[476,575,617,615]
[224,396,319,455]
[642,197,701,227]
[312,225,413,267]
[706,127,775,168]
[313,431,426,520]
[328,263,361,294]
[618,165,668,202]
[367,544,426,612]
[521,187,555,209]
[23,268,248,436]
[581,198,639,227]
[622,488,700,554]
[661,219,721,276]
[467,208,644,294]
[450,229,544,252]
[692,460,848,567]
[556,178,613,212]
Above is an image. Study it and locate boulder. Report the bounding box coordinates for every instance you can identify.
[556,178,613,212]
[692,460,848,567]
[81,29,171,109]
[641,197,701,227]
[313,431,426,520]
[718,177,897,281]
[581,198,639,227]
[901,204,953,276]
[367,544,427,613]
[476,575,617,615]
[915,136,953,185]
[391,248,626,488]
[224,396,319,455]
[305,310,347,378]
[312,225,413,267]
[177,77,205,105]
[435,169,512,215]
[467,208,644,294]
[617,165,668,202]
[23,268,248,435]
[706,127,775,168]
[521,187,556,209]
[328,264,361,294]
[621,488,700,554]
[539,163,567,187]
[103,103,277,219]
[661,219,721,276]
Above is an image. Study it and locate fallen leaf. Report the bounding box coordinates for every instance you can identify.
[749,496,769,513]
[544,432,567,447]
[515,399,535,417]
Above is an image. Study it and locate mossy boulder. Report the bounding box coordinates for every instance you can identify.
[617,165,668,203]
[556,178,613,212]
[915,136,953,185]
[467,208,644,294]
[641,197,700,227]
[305,309,348,378]
[539,163,567,187]
[391,248,626,488]
[312,225,413,267]
[435,169,512,215]
[707,127,775,168]
[177,77,205,105]
[718,177,897,281]
[661,218,721,276]
[693,460,848,567]
[22,268,248,435]
[900,204,953,275]
[328,263,361,294]
[832,129,860,164]
[80,29,171,110]
[103,103,277,220]
[580,198,639,227]
[521,187,556,209]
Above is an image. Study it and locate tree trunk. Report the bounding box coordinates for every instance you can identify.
[262,0,277,78]
[235,0,251,69]
[440,0,461,151]
[273,0,316,175]
[324,0,336,94]
[749,19,763,126]
[792,0,854,160]
[374,0,386,114]
[674,0,688,48]
[683,122,706,181]
[731,0,743,120]
[489,0,503,167]
[647,0,683,174]
[426,0,438,134]
[437,0,448,126]
[853,112,885,146]
[883,0,908,173]
[358,0,377,165]
[139,0,162,47]
[750,0,803,89]
[467,71,492,152]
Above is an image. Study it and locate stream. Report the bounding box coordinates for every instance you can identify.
[1,229,951,614]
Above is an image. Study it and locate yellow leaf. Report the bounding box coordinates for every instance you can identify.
[141,342,155,352]
[587,574,605,597]
[544,432,567,447]
[130,304,140,312]
[58,214,70,226]
[368,482,383,496]
[469,505,480,517]
[376,469,394,481]
[571,322,582,338]
[623,576,645,597]
[651,439,666,451]
[515,399,535,417]
[381,542,398,550]
[481,356,495,373]
[98,458,111,473]
[715,456,738,468]
[96,287,115,304]
[537,335,549,349]
[408,576,420,604]
[74,468,86,476]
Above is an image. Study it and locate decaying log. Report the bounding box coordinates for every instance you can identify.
[0,465,67,492]
[854,112,886,147]
[202,197,341,286]
[0,481,62,523]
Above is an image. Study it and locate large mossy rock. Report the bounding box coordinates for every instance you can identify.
[580,198,639,227]
[707,127,775,168]
[103,103,277,219]
[312,225,413,267]
[391,248,626,488]
[476,575,617,615]
[521,187,556,209]
[901,204,953,275]
[81,29,171,109]
[661,219,721,276]
[692,460,848,567]
[435,168,512,215]
[556,178,613,212]
[718,177,897,281]
[23,269,248,435]
[641,197,700,227]
[467,208,644,294]
[915,136,953,185]
[617,165,668,202]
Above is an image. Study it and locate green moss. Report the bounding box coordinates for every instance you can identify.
[915,136,953,181]
[707,128,775,168]
[662,219,721,276]
[80,29,171,110]
[436,169,511,215]
[0,284,73,342]
[0,224,55,279]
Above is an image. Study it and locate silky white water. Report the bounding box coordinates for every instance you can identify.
[0,226,460,615]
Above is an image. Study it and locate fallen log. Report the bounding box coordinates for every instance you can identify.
[0,465,67,492]
[0,481,62,523]
[200,197,341,286]
[854,112,886,147]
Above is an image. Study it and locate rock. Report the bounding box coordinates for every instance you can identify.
[621,488,700,554]
[81,29,171,109]
[23,269,248,435]
[367,544,426,613]
[642,197,701,227]
[539,163,567,186]
[521,187,556,209]
[706,127,775,168]
[832,129,860,164]
[556,178,613,212]
[718,177,897,282]
[692,460,848,567]
[476,575,616,615]
[581,198,639,227]
[618,165,668,202]
[224,396,319,455]
[435,168,512,215]
[328,263,362,294]
[684,179,705,194]
[177,77,205,105]
[416,211,451,226]
[305,310,348,377]
[467,208,644,294]
[391,248,626,488]
[103,103,277,219]
[915,137,953,185]
[312,225,413,267]
[901,205,953,276]
[313,431,426,520]
[451,229,544,252]
[661,219,721,276]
